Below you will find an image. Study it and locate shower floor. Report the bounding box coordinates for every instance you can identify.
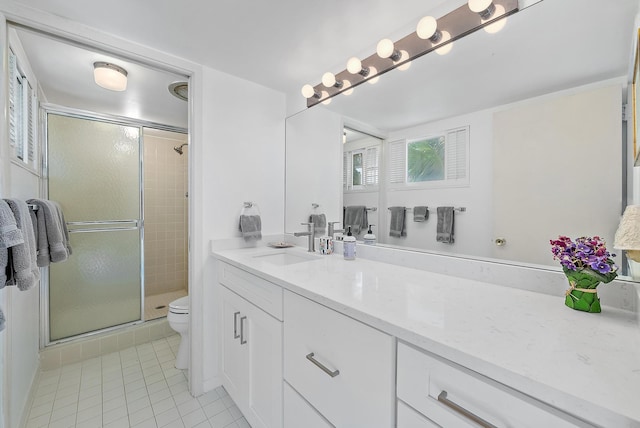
[145,289,188,321]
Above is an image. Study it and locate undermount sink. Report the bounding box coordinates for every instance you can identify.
[252,249,320,266]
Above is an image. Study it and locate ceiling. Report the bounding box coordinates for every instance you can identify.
[5,0,640,131]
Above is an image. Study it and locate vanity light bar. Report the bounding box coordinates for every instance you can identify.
[304,0,518,108]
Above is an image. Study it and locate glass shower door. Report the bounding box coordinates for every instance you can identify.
[47,113,142,342]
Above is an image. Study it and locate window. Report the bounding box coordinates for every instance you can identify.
[343,146,379,191]
[9,49,38,172]
[388,126,469,188]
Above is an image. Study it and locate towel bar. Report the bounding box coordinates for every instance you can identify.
[366,207,377,212]
[28,204,39,211]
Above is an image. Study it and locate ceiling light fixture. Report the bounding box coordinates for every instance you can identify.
[93,61,128,91]
[301,0,518,107]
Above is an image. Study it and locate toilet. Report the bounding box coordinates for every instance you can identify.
[167,296,189,369]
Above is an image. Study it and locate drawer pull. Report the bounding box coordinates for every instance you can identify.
[233,311,241,339]
[240,316,247,345]
[306,352,340,378]
[437,391,497,428]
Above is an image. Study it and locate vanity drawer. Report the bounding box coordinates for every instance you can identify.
[284,381,334,428]
[284,290,395,427]
[397,400,440,428]
[218,261,283,320]
[397,342,588,428]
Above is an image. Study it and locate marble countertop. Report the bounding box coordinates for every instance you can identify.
[212,246,640,427]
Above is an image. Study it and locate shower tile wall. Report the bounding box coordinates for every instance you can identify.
[143,131,188,299]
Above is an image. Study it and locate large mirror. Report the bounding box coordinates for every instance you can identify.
[285,0,639,273]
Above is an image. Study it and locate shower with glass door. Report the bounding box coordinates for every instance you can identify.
[45,111,188,344]
[46,112,143,342]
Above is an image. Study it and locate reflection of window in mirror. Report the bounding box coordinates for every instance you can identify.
[388,126,469,188]
[343,129,381,192]
[407,136,445,182]
[352,152,363,186]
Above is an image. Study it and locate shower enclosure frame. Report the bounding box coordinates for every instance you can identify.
[39,104,187,347]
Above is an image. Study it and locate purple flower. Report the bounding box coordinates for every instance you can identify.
[592,262,612,274]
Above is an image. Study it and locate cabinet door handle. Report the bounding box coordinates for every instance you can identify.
[233,312,241,339]
[240,316,247,345]
[437,391,497,428]
[306,352,340,378]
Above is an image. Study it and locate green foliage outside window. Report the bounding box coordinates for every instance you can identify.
[407,136,445,182]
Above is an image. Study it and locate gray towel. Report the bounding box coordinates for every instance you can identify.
[344,206,367,235]
[413,206,429,222]
[0,306,5,332]
[1,200,25,288]
[239,215,262,241]
[27,199,70,265]
[436,206,455,244]
[389,207,407,238]
[52,201,72,256]
[309,214,326,236]
[4,199,39,290]
[0,199,24,248]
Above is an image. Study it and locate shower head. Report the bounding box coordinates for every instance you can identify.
[174,143,188,155]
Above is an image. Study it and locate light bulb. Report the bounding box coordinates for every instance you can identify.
[347,57,362,74]
[416,16,438,40]
[301,84,316,98]
[322,72,336,88]
[368,66,379,85]
[484,4,507,33]
[435,31,453,55]
[397,51,411,71]
[376,39,395,59]
[468,0,493,13]
[321,91,332,105]
[342,80,354,96]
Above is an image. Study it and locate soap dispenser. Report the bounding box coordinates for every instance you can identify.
[363,224,376,245]
[343,226,356,260]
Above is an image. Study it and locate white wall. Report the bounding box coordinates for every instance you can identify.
[0,24,41,428]
[285,107,343,234]
[198,66,286,392]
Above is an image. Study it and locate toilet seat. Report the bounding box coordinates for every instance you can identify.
[169,296,189,314]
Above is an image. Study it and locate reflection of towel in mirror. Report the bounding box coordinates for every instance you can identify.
[4,199,40,290]
[436,207,455,244]
[0,200,25,287]
[413,206,429,222]
[389,207,407,237]
[27,199,70,266]
[343,206,367,235]
[239,215,262,241]
[309,214,326,236]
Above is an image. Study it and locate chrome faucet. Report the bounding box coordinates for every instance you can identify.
[294,222,315,252]
[327,221,344,238]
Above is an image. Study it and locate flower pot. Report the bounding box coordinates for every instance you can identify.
[564,269,601,313]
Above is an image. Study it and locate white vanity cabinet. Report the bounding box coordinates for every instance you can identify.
[218,262,283,428]
[283,290,395,428]
[397,342,592,428]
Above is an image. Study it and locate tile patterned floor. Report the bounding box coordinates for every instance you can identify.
[26,335,249,428]
[144,290,188,321]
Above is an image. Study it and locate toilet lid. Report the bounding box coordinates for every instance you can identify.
[169,296,189,313]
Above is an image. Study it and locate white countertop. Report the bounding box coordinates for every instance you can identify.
[212,246,640,427]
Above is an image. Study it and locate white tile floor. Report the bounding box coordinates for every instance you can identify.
[26,335,249,428]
